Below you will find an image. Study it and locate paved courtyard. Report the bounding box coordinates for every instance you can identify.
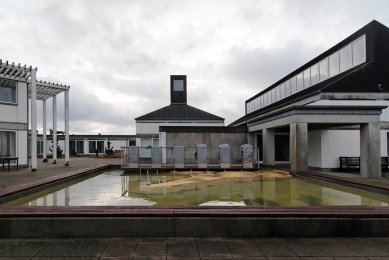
[1,237,389,259]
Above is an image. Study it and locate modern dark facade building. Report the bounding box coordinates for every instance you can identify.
[231,20,389,178]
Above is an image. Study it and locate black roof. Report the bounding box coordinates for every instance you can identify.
[135,104,224,121]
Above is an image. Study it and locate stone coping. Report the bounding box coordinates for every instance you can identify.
[299,170,389,195]
[0,164,110,200]
[0,205,389,218]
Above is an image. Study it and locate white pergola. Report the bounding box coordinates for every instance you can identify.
[0,60,70,171]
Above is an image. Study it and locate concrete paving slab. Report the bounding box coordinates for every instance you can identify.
[4,241,48,257]
[167,241,199,257]
[67,239,106,257]
[285,240,328,256]
[36,240,78,256]
[226,241,264,257]
[134,241,166,257]
[196,240,231,257]
[0,240,20,256]
[100,239,137,258]
[255,241,297,257]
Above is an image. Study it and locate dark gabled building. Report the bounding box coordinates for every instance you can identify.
[231,20,389,178]
[135,75,224,155]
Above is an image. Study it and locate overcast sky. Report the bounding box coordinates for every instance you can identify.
[0,0,388,135]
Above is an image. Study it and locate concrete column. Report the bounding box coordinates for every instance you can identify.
[360,122,381,179]
[262,128,275,166]
[42,99,48,162]
[31,68,37,172]
[65,187,70,206]
[64,89,70,166]
[290,123,308,174]
[52,96,57,164]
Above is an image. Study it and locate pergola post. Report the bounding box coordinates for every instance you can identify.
[31,68,37,171]
[52,95,57,164]
[64,89,69,166]
[42,99,48,162]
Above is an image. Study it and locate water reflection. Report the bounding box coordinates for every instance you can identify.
[3,170,389,207]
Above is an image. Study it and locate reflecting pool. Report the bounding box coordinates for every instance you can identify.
[3,170,389,206]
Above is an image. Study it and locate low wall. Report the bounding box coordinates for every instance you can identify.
[1,207,389,238]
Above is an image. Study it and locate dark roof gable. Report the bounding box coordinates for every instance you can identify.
[135,104,224,121]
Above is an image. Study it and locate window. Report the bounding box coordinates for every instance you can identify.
[329,52,340,77]
[173,79,184,91]
[271,88,275,103]
[319,58,329,81]
[352,35,366,66]
[275,86,280,101]
[340,45,352,73]
[0,131,16,157]
[291,76,297,94]
[310,63,319,85]
[89,141,96,153]
[280,83,286,99]
[296,73,303,91]
[140,138,152,158]
[285,79,291,96]
[76,141,84,154]
[37,140,43,154]
[152,138,159,147]
[303,68,310,89]
[70,141,75,154]
[97,141,104,153]
[0,79,17,104]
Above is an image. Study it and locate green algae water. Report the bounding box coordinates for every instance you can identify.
[3,170,389,206]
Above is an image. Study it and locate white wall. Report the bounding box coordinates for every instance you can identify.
[308,129,385,169]
[18,130,28,165]
[0,82,27,123]
[136,121,224,135]
[308,130,322,167]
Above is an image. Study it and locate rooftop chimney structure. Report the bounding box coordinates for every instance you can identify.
[170,75,187,104]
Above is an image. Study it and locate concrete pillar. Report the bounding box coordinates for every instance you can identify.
[42,99,48,162]
[65,187,70,206]
[290,123,308,174]
[360,122,381,179]
[52,96,57,164]
[262,128,275,166]
[31,68,37,172]
[64,89,70,166]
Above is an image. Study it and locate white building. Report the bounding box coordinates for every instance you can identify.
[36,134,135,156]
[0,60,70,171]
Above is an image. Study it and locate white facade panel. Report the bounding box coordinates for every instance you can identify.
[308,130,322,167]
[0,105,19,123]
[17,130,28,165]
[17,82,28,123]
[136,122,224,135]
